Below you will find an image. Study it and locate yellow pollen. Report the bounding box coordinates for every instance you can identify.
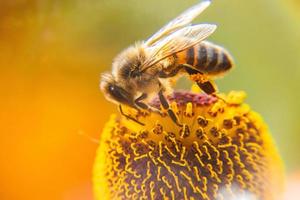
[170,101,179,115]
[222,90,247,105]
[190,73,208,83]
[185,102,194,117]
[93,91,284,200]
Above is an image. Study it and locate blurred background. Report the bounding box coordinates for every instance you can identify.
[1,0,300,199]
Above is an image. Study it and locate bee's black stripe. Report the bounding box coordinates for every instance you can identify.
[186,47,194,66]
[218,53,232,71]
[196,45,207,68]
[206,47,219,72]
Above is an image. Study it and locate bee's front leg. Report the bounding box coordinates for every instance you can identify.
[134,93,148,109]
[134,93,163,115]
[118,105,145,126]
[158,90,183,127]
[158,65,183,78]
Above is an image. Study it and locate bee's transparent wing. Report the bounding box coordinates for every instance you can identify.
[141,24,216,71]
[145,0,211,46]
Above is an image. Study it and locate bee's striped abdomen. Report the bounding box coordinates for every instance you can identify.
[217,50,232,72]
[175,41,233,75]
[186,48,195,66]
[196,42,233,74]
[196,44,207,68]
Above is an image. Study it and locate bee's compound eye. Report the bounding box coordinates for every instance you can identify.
[107,84,131,105]
[109,85,115,92]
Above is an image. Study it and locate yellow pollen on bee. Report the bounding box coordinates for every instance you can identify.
[190,73,209,83]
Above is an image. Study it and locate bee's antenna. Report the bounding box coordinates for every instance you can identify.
[118,105,145,126]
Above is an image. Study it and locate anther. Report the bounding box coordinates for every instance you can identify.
[152,123,163,135]
[139,130,149,139]
[164,131,175,142]
[196,128,205,139]
[226,91,247,105]
[180,124,191,138]
[208,101,224,117]
[184,102,194,117]
[223,119,233,129]
[234,116,242,125]
[146,140,156,149]
[171,102,180,115]
[235,128,245,134]
[210,126,220,138]
[197,116,208,127]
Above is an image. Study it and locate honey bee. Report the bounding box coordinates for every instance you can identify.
[101,0,234,126]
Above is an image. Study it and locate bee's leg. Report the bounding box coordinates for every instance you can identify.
[184,65,227,103]
[134,93,163,114]
[135,101,163,115]
[196,82,228,103]
[195,79,217,95]
[158,90,183,127]
[183,66,214,93]
[134,93,148,109]
[158,65,183,78]
[195,81,228,103]
[118,105,145,126]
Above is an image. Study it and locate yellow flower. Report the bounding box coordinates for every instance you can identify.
[93,91,284,200]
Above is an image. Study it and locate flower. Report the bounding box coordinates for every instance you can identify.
[93,91,284,200]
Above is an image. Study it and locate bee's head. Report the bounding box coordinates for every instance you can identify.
[100,73,136,107]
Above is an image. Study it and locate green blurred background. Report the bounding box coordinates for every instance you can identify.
[1,0,300,199]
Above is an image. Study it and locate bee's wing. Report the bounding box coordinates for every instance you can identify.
[145,0,211,46]
[141,24,216,71]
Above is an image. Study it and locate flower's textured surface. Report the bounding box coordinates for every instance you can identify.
[93,91,284,200]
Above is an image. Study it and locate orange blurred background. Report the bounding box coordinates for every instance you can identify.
[0,1,115,199]
[1,0,300,200]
